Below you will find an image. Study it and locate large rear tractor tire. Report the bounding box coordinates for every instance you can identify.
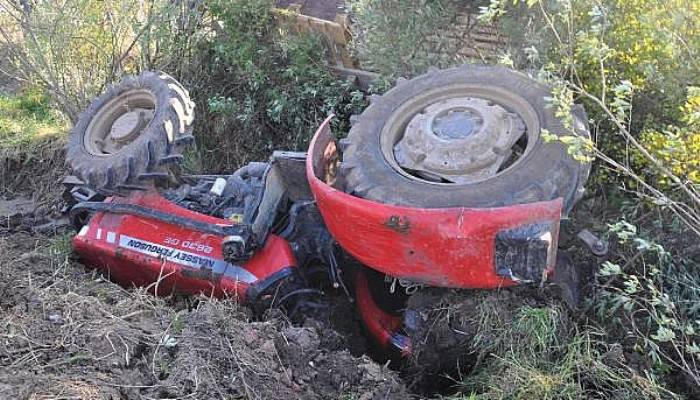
[340,65,590,215]
[66,71,195,194]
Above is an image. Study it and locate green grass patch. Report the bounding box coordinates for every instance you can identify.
[44,232,73,258]
[0,87,66,150]
[455,305,678,400]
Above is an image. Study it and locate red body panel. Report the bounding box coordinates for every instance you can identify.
[354,269,411,355]
[73,191,296,301]
[307,115,562,289]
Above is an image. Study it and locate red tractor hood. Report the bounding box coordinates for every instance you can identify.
[306,116,562,289]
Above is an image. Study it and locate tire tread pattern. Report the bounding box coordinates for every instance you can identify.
[342,65,591,215]
[66,71,195,194]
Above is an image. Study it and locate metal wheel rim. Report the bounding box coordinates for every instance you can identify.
[84,89,156,156]
[379,84,540,186]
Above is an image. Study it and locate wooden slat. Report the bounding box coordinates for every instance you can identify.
[272,8,357,68]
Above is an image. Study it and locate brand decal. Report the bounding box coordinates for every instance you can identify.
[118,235,257,283]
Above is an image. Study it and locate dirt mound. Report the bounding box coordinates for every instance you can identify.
[0,232,408,399]
[154,302,406,400]
[0,232,162,399]
[1,139,67,204]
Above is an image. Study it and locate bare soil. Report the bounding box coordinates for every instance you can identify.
[0,230,409,399]
[0,140,66,200]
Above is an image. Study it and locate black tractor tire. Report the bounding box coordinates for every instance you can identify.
[341,65,590,215]
[66,71,195,194]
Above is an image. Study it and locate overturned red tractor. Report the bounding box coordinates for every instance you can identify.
[64,66,590,356]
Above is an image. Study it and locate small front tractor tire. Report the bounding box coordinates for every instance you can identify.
[66,71,195,194]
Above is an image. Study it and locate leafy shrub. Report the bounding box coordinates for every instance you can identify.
[188,0,367,172]
[349,0,458,78]
[0,0,206,121]
[639,87,700,185]
[595,221,700,391]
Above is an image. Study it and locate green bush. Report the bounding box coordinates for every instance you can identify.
[639,88,700,185]
[188,0,367,172]
[348,0,458,78]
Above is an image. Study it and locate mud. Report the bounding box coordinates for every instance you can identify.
[0,231,408,399]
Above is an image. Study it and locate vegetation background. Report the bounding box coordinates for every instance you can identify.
[1,0,699,398]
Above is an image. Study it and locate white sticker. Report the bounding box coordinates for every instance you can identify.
[118,234,257,283]
[106,231,117,244]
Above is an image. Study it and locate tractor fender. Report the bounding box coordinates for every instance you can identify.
[306,116,563,289]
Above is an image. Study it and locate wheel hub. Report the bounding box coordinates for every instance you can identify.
[431,108,483,140]
[83,89,156,156]
[393,97,526,184]
[110,108,152,143]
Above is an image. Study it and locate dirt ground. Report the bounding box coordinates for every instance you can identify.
[0,153,412,398]
[0,149,599,400]
[0,227,409,399]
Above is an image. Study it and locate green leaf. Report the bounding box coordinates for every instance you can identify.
[599,261,622,276]
[651,326,676,343]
